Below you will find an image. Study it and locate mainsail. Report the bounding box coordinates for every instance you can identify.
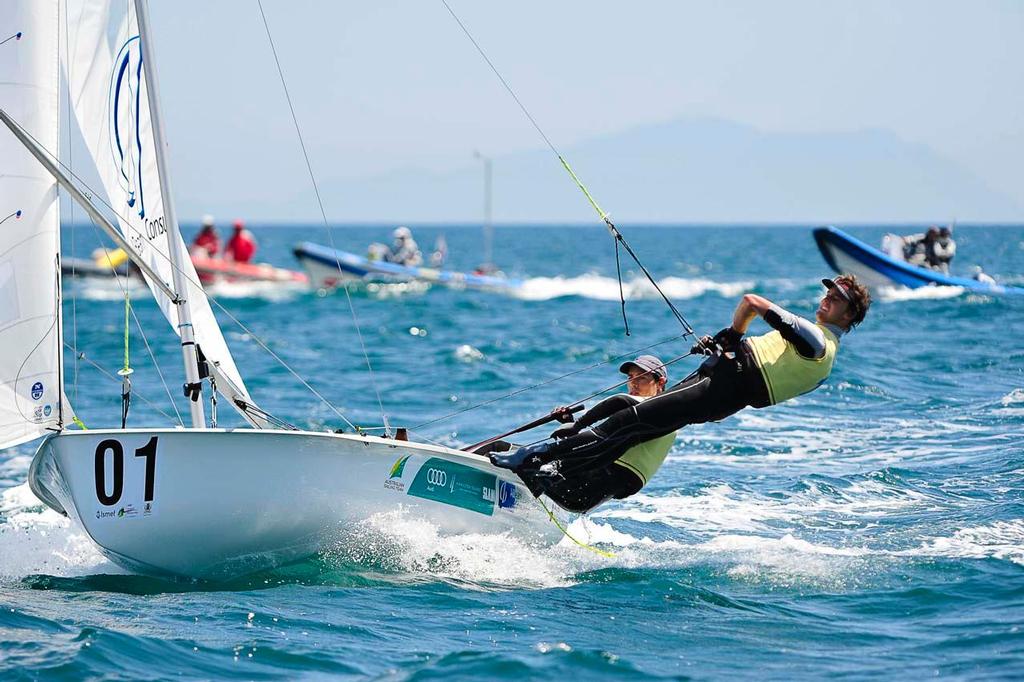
[0,3,67,449]
[62,0,262,425]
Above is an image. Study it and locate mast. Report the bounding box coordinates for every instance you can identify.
[134,0,205,428]
[475,151,493,267]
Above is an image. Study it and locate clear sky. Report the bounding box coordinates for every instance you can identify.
[136,0,1023,221]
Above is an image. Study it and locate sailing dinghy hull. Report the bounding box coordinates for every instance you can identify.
[29,429,563,579]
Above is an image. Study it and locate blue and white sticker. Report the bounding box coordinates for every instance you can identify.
[43,404,51,417]
[30,382,43,400]
[498,480,518,509]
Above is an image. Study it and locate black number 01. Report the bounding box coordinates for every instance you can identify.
[94,436,158,506]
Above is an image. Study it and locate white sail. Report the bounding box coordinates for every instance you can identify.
[0,3,67,449]
[62,0,258,421]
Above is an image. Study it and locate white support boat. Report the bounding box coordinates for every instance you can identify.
[1,0,566,580]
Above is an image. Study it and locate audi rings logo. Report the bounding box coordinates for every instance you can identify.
[426,468,447,487]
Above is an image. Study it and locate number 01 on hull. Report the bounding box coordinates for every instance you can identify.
[29,429,564,579]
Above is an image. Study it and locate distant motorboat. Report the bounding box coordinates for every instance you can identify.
[293,241,524,293]
[61,249,308,284]
[813,226,1023,296]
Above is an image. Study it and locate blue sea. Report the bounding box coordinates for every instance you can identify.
[2,224,1023,680]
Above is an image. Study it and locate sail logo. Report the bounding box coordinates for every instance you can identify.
[30,382,43,400]
[108,35,147,221]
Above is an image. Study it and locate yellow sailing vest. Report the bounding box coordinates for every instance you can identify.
[613,430,677,487]
[747,325,839,404]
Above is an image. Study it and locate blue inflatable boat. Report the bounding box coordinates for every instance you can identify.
[813,226,1024,295]
[293,241,524,293]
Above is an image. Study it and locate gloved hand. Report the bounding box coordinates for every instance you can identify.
[690,335,718,356]
[551,405,576,424]
[712,327,743,352]
[551,422,580,440]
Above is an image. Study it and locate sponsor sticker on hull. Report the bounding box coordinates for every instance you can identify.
[407,457,497,516]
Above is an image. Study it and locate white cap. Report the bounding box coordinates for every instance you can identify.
[201,214,215,227]
[393,226,412,239]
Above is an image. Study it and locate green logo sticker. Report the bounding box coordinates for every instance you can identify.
[408,457,497,516]
[389,455,411,479]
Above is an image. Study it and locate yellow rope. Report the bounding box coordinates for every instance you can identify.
[122,295,131,374]
[71,415,87,430]
[537,495,616,559]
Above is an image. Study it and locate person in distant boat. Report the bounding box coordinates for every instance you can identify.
[384,226,422,267]
[972,266,996,286]
[224,219,257,264]
[491,275,872,513]
[493,355,675,513]
[190,214,221,258]
[430,234,448,268]
[900,227,938,267]
[926,226,956,273]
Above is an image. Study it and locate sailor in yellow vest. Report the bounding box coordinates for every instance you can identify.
[491,275,871,512]
[503,355,676,513]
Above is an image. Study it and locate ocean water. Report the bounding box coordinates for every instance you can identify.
[2,224,1023,680]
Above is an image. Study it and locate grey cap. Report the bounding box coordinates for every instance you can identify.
[619,354,667,383]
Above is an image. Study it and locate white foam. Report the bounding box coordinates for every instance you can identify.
[320,508,602,589]
[1001,389,1024,406]
[513,274,752,302]
[908,520,1024,566]
[876,285,964,301]
[203,279,307,301]
[0,484,118,579]
[454,344,485,362]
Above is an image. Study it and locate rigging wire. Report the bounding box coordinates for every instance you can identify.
[255,0,390,435]
[437,0,697,338]
[410,332,688,431]
[117,294,134,428]
[64,341,180,424]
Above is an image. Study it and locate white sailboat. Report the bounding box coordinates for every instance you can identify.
[1,0,564,580]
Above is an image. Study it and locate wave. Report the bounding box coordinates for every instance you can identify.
[513,274,753,302]
[876,285,965,302]
[0,484,117,581]
[906,520,1024,566]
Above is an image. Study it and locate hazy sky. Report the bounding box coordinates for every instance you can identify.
[131,1,1024,220]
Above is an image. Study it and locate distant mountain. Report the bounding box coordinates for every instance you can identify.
[303,117,1022,223]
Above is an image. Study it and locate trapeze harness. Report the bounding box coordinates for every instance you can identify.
[516,306,843,513]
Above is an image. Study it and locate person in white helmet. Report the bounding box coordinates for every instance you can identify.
[191,214,220,258]
[384,226,422,267]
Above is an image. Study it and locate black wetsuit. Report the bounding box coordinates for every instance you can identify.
[516,346,770,513]
[533,346,766,462]
[513,307,838,513]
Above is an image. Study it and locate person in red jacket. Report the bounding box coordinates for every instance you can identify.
[224,219,257,264]
[191,214,220,258]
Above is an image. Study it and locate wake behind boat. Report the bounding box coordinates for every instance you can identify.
[813,226,1024,295]
[294,241,524,293]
